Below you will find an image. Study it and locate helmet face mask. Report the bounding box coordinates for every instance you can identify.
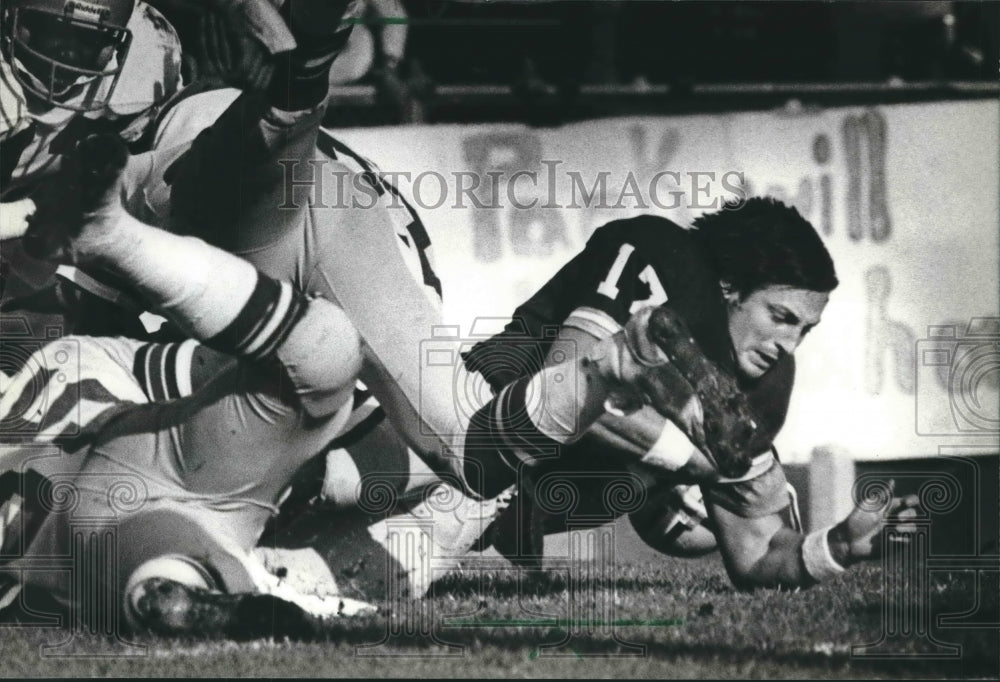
[2,0,134,112]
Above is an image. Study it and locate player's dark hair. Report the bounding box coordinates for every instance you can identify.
[691,197,838,298]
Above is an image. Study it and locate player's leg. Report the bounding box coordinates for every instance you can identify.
[16,133,369,627]
[292,179,471,481]
[455,302,775,498]
[273,412,441,522]
[308,195,654,502]
[254,383,531,604]
[257,392,518,605]
[266,476,512,604]
[322,436,440,510]
[23,131,361,393]
[454,341,619,498]
[48,132,367,497]
[74,334,365,632]
[164,0,357,253]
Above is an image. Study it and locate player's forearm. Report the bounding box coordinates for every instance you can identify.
[588,410,663,458]
[733,522,857,590]
[590,409,728,480]
[728,527,813,590]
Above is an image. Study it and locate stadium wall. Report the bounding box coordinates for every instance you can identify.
[535,453,998,561]
[329,98,999,465]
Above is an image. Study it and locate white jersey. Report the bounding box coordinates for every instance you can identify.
[0,1,182,198]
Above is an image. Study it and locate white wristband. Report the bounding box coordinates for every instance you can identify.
[802,526,846,581]
[641,420,694,471]
[0,198,35,240]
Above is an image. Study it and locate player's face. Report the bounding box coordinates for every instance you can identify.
[15,12,117,95]
[725,284,828,380]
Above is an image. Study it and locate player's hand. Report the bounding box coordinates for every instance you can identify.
[23,134,128,263]
[830,479,921,565]
[189,8,275,91]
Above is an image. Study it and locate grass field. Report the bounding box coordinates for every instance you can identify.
[1,556,996,679]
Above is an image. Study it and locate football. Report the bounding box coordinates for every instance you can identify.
[628,483,719,558]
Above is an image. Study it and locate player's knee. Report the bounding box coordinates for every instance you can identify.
[300,298,361,379]
[277,297,363,415]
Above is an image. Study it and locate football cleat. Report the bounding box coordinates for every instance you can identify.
[474,484,545,571]
[585,305,771,479]
[127,576,328,639]
[419,482,515,558]
[642,305,774,476]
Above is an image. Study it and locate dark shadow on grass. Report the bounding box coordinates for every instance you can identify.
[17,606,997,679]
[430,570,567,599]
[429,568,735,599]
[625,637,998,678]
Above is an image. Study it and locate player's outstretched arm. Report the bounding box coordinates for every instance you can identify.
[710,480,920,590]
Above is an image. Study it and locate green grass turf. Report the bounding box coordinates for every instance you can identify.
[1,556,996,679]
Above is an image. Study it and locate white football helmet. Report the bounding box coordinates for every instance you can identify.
[1,0,134,111]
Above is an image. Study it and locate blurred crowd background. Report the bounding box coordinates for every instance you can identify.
[404,1,995,86]
[156,1,999,126]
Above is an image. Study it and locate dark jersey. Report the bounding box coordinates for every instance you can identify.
[464,215,795,444]
[462,215,796,519]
